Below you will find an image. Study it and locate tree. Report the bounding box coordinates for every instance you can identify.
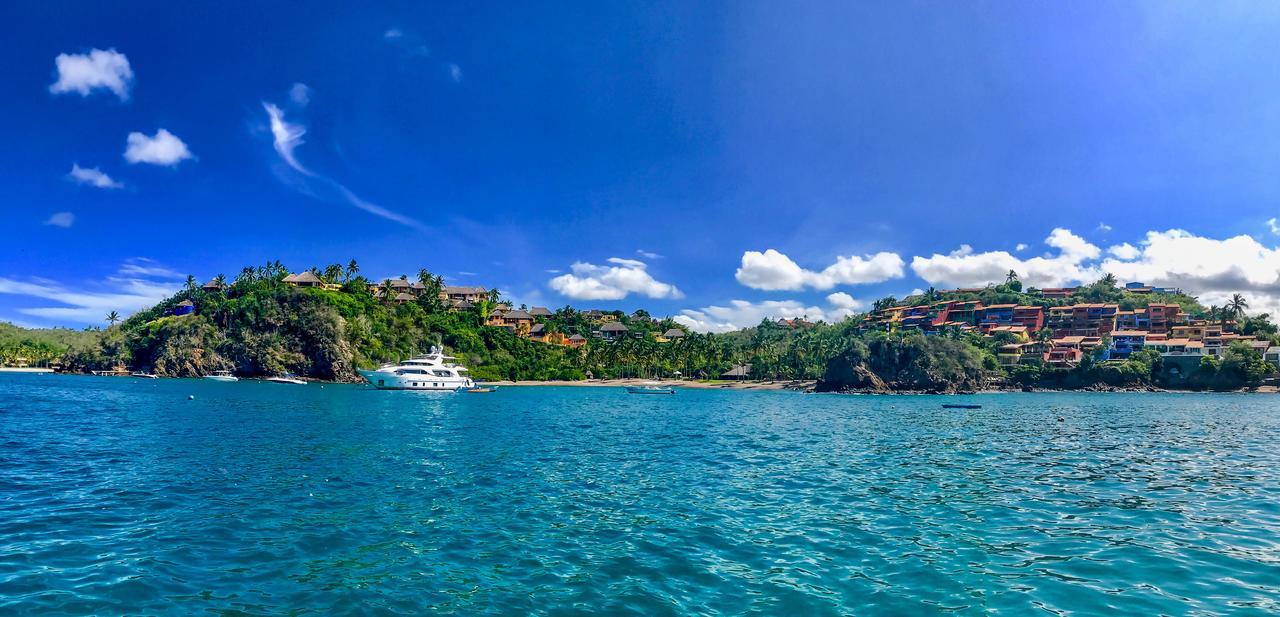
[185,275,197,292]
[345,259,360,283]
[1005,270,1019,285]
[1100,273,1118,288]
[323,264,344,285]
[1226,293,1249,324]
[872,296,898,312]
[106,311,120,327]
[416,268,445,313]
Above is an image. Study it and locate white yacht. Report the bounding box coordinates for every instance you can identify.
[359,347,475,391]
[205,370,238,382]
[265,374,307,385]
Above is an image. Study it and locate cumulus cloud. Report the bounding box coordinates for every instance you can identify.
[124,129,193,166]
[1015,243,1028,251]
[49,48,133,100]
[44,212,75,228]
[67,164,123,189]
[548,258,681,300]
[1268,217,1280,235]
[0,259,181,325]
[262,102,424,230]
[1097,229,1280,312]
[735,249,905,291]
[675,295,862,333]
[911,228,1100,289]
[289,82,311,107]
[1107,242,1140,260]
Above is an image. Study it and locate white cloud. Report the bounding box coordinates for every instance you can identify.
[124,129,193,166]
[1107,242,1140,260]
[448,63,463,82]
[289,82,311,107]
[0,259,182,325]
[636,249,662,259]
[911,228,1100,289]
[735,249,904,291]
[66,164,123,189]
[675,295,861,333]
[262,102,425,230]
[1267,217,1280,235]
[1015,243,1028,251]
[384,28,403,40]
[1097,229,1280,313]
[49,48,133,101]
[1097,222,1113,233]
[44,212,75,228]
[549,258,681,300]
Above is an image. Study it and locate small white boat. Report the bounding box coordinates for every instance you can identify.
[626,382,676,395]
[358,347,475,391]
[131,371,159,379]
[265,374,306,385]
[205,371,238,382]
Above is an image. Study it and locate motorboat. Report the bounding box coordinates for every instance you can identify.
[265,374,307,385]
[205,371,239,382]
[626,381,676,395]
[462,386,498,393]
[358,347,475,391]
[131,371,159,379]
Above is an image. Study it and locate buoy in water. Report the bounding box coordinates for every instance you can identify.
[188,395,195,400]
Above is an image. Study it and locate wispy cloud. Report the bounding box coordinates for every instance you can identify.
[262,101,425,230]
[289,82,311,107]
[1097,222,1113,233]
[44,212,75,228]
[636,249,662,259]
[49,48,133,101]
[1267,217,1280,235]
[0,259,182,325]
[67,164,124,189]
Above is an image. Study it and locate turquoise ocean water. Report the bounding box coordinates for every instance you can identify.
[2,373,1278,615]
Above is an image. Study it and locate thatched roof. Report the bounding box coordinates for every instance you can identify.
[444,285,486,295]
[529,306,552,316]
[663,328,685,338]
[504,309,534,321]
[176,299,195,308]
[599,322,628,332]
[291,271,323,284]
[530,323,545,334]
[721,364,751,378]
[568,334,587,342]
[394,292,415,302]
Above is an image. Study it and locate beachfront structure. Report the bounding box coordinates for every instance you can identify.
[1108,331,1149,359]
[283,271,324,288]
[1037,287,1079,299]
[1047,304,1118,337]
[722,364,751,380]
[440,286,488,305]
[597,321,629,340]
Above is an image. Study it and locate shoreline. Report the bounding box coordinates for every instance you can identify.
[487,378,814,391]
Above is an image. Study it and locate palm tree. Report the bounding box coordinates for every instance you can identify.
[185,274,197,292]
[106,311,120,327]
[1005,270,1019,285]
[1207,305,1219,325]
[1226,293,1249,324]
[1100,273,1118,288]
[925,287,938,302]
[345,259,360,283]
[323,264,344,285]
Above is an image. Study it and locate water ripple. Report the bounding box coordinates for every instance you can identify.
[2,376,1279,614]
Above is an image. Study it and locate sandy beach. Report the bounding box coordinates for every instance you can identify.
[486,378,815,391]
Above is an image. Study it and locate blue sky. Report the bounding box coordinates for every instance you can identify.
[6,2,1280,330]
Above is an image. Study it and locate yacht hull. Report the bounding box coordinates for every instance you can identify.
[359,369,474,391]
